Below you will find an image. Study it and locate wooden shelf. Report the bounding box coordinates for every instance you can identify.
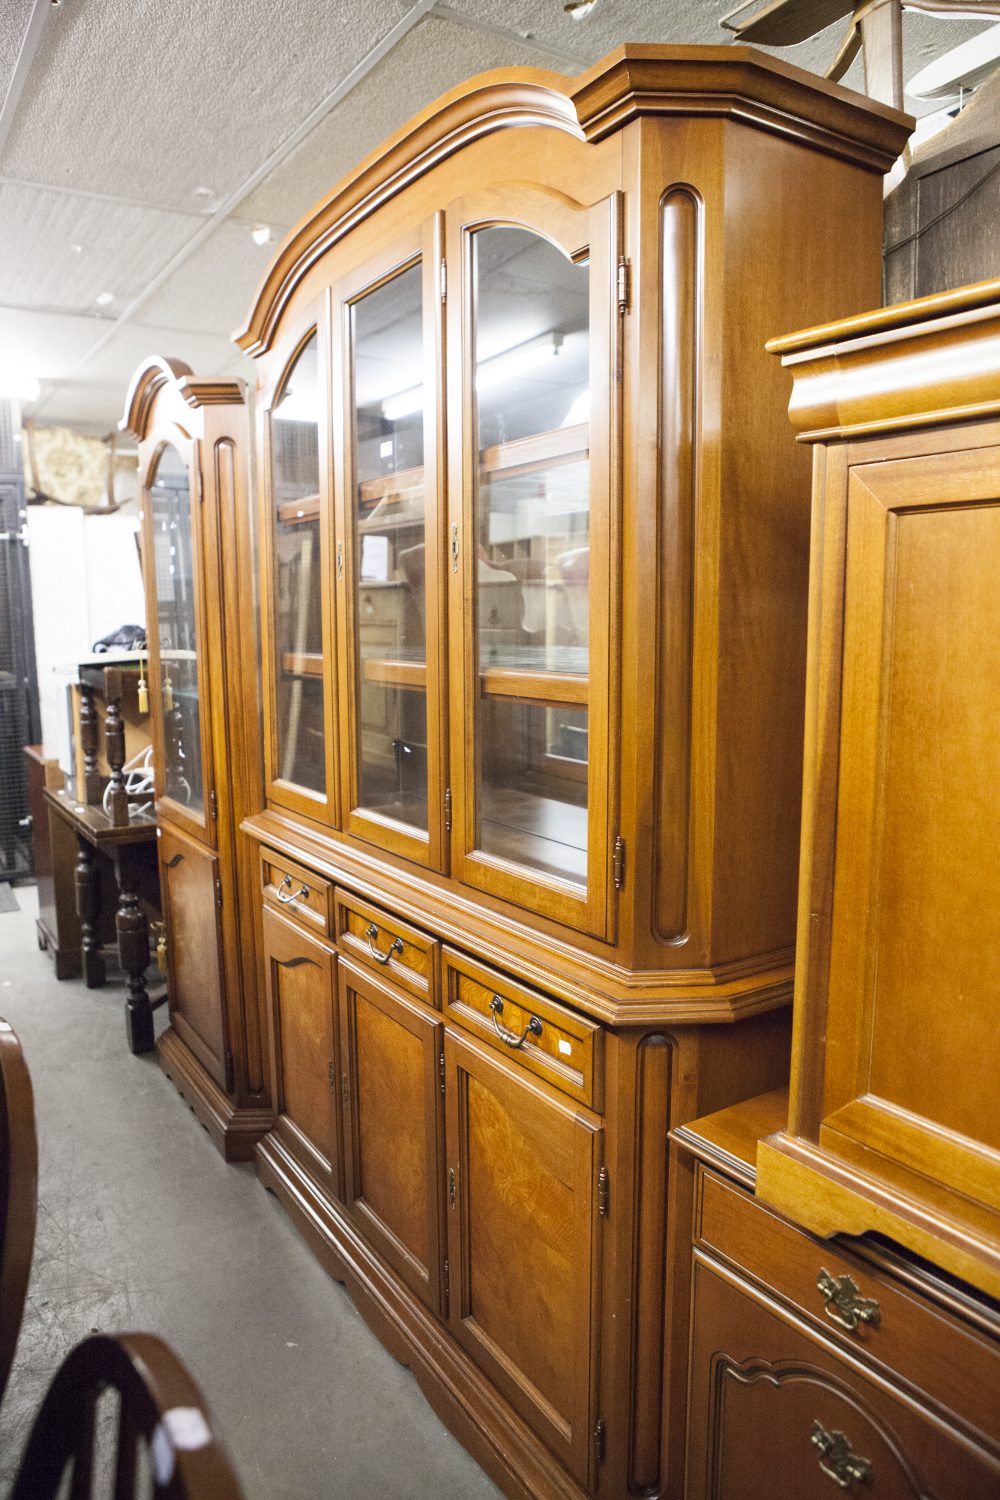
[362,656,427,689]
[277,493,320,526]
[280,651,323,679]
[357,653,587,709]
[481,423,588,479]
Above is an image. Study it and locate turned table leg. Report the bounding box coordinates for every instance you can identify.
[103,669,130,827]
[115,847,153,1055]
[78,684,103,806]
[74,836,105,988]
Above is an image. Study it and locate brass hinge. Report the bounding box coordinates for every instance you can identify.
[616,256,630,314]
[439,1051,446,1095]
[195,465,204,504]
[209,787,217,823]
[597,1164,609,1217]
[594,1418,606,1465]
[443,1256,450,1315]
[214,873,223,910]
[444,788,452,833]
[439,257,447,303]
[224,1048,235,1095]
[342,1072,350,1109]
[327,1059,336,1092]
[612,835,625,891]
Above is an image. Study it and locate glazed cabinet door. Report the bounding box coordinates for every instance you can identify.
[262,905,340,1197]
[812,446,1000,1242]
[158,823,228,1092]
[338,958,444,1312]
[143,440,216,844]
[446,186,619,937]
[260,319,336,820]
[685,1254,1000,1499]
[333,221,445,868]
[444,1027,603,1486]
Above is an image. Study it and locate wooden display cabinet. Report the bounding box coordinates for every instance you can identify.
[121,360,270,1160]
[237,45,910,1500]
[756,281,1000,1304]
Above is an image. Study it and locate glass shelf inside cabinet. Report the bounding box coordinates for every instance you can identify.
[151,444,204,815]
[271,330,326,796]
[350,259,429,836]
[473,226,590,889]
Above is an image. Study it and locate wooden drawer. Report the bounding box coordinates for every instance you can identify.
[443,948,602,1110]
[696,1166,1000,1446]
[261,851,332,937]
[335,890,437,1006]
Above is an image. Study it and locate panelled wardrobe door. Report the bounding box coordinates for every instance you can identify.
[446,186,618,938]
[260,318,337,822]
[262,906,340,1198]
[333,221,446,869]
[338,959,445,1312]
[158,823,228,1092]
[143,440,216,847]
[444,1026,603,1487]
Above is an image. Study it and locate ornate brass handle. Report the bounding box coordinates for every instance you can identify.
[366,923,403,966]
[276,874,309,907]
[489,995,543,1049]
[817,1269,880,1332]
[811,1421,871,1490]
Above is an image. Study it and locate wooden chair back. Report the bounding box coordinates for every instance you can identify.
[11,1331,244,1499]
[0,1017,37,1409]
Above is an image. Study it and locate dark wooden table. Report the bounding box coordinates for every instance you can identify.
[42,788,161,1055]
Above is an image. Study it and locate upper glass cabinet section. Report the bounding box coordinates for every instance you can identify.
[348,259,430,837]
[270,331,326,797]
[471,227,591,889]
[150,443,205,816]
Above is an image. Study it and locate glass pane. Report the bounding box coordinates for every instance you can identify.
[271,331,325,794]
[151,444,204,814]
[350,261,428,833]
[473,227,590,887]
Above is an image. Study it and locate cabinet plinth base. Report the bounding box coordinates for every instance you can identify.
[157,1028,272,1164]
[255,1130,591,1500]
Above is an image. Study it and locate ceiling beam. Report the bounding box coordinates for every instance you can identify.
[0,0,53,162]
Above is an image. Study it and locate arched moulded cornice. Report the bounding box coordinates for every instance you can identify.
[121,358,248,439]
[120,356,194,440]
[234,68,581,359]
[234,45,912,362]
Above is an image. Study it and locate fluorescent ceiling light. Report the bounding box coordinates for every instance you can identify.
[380,333,564,423]
[0,366,40,401]
[907,21,1000,99]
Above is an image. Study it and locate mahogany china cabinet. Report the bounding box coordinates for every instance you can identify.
[235,46,910,1500]
[121,360,270,1161]
[755,281,1000,1304]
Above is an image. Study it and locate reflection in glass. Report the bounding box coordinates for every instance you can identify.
[151,444,204,813]
[350,261,428,833]
[473,227,590,888]
[271,331,325,794]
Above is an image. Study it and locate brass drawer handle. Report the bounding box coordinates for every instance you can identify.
[276,874,309,907]
[366,922,403,966]
[489,994,543,1050]
[811,1420,871,1490]
[817,1269,880,1332]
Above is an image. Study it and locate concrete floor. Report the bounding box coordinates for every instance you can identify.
[0,885,502,1499]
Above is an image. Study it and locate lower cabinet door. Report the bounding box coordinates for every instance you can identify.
[685,1253,1000,1500]
[338,959,444,1313]
[262,905,340,1197]
[444,1027,603,1487]
[159,823,228,1091]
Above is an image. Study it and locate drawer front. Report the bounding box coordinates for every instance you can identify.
[686,1252,1000,1500]
[696,1167,1000,1445]
[335,891,438,1005]
[443,948,602,1110]
[261,851,332,936]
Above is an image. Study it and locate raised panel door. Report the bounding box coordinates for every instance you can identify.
[262,905,340,1196]
[159,823,227,1091]
[338,958,444,1312]
[444,1026,603,1486]
[446,185,619,937]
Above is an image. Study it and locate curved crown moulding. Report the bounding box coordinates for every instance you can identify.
[233,44,912,361]
[120,357,247,440]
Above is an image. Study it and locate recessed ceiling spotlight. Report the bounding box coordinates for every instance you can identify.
[251,223,273,247]
[564,0,598,17]
[95,291,114,306]
[194,186,215,198]
[70,242,82,254]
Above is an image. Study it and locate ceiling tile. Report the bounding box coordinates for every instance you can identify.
[0,0,37,106]
[0,181,198,314]
[0,306,111,380]
[0,0,412,210]
[139,217,289,340]
[238,14,555,229]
